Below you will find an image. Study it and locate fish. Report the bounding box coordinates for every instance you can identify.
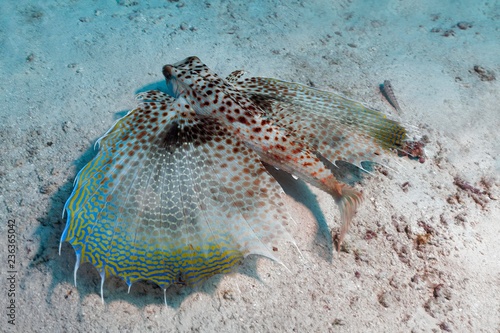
[60,56,409,303]
[380,80,402,114]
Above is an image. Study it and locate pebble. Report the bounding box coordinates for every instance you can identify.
[473,65,496,81]
[442,29,455,37]
[378,291,393,308]
[222,290,234,300]
[456,21,472,30]
[117,0,139,6]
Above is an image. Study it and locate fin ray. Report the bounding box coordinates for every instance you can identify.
[61,96,294,292]
[235,77,407,168]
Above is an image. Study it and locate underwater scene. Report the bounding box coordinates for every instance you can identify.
[0,0,498,332]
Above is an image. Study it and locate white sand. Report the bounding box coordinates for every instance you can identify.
[1,0,499,332]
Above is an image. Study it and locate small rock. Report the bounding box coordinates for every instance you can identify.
[442,29,455,37]
[62,121,73,133]
[456,21,472,30]
[378,292,392,308]
[473,65,496,81]
[332,318,345,326]
[180,22,188,30]
[40,183,56,195]
[117,0,139,6]
[222,290,234,300]
[26,53,35,62]
[439,321,453,332]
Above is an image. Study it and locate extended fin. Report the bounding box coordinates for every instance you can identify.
[320,177,363,250]
[235,77,407,168]
[100,270,105,304]
[60,92,295,297]
[334,184,363,250]
[73,251,80,287]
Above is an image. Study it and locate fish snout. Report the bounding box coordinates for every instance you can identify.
[163,65,182,98]
[162,65,173,81]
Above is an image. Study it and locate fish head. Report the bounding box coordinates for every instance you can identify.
[162,56,260,123]
[162,56,230,114]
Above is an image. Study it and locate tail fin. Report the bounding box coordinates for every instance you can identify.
[333,184,363,251]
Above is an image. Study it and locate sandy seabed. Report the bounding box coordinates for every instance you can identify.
[1,0,499,332]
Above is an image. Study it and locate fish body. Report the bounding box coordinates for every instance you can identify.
[60,56,408,302]
[163,58,359,220]
[381,80,402,113]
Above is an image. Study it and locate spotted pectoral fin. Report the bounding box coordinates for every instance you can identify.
[261,101,389,169]
[61,97,293,290]
[235,77,407,168]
